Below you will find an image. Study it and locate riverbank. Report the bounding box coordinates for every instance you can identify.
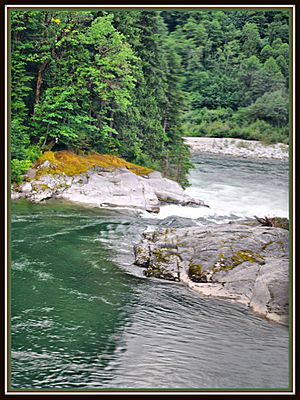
[11,150,208,213]
[183,137,289,160]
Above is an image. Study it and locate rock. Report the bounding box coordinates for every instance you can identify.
[71,174,88,185]
[249,258,288,325]
[40,160,51,168]
[147,172,209,208]
[60,169,161,212]
[157,215,198,229]
[13,173,71,203]
[24,168,36,179]
[134,221,289,325]
[134,242,150,267]
[16,167,207,213]
[31,188,54,202]
[183,137,289,161]
[180,196,209,207]
[11,190,23,200]
[20,182,32,193]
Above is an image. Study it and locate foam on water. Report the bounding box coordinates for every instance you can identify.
[145,154,288,221]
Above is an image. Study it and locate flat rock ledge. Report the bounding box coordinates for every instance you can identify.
[183,137,289,160]
[134,221,289,325]
[11,167,208,213]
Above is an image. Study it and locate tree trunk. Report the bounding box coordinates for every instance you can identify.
[163,117,168,132]
[33,60,50,114]
[109,109,114,137]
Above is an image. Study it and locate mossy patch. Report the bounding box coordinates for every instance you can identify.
[32,183,50,192]
[153,249,170,263]
[34,150,153,179]
[213,249,265,273]
[188,262,207,283]
[232,250,256,264]
[144,264,178,281]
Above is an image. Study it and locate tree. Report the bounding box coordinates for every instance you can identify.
[10,9,291,184]
[32,14,137,153]
[239,90,288,127]
[242,22,262,57]
[259,57,286,93]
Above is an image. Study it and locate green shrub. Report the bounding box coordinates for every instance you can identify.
[11,159,32,184]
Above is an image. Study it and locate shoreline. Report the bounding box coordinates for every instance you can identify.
[183,137,289,161]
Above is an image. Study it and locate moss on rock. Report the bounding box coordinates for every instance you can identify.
[212,249,265,273]
[188,262,207,283]
[144,264,179,281]
[34,150,153,179]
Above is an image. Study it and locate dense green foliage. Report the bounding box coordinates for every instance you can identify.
[164,10,290,143]
[10,9,290,184]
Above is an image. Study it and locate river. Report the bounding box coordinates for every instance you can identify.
[10,153,290,391]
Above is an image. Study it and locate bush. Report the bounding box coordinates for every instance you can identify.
[11,159,32,184]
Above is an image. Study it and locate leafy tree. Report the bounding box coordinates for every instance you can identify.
[259,56,286,93]
[238,90,288,127]
[242,22,262,57]
[10,9,291,184]
[260,44,274,62]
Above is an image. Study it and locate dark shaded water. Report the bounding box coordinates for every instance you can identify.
[10,154,290,390]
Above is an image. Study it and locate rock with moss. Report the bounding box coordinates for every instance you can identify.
[12,164,208,213]
[134,220,289,325]
[134,241,150,268]
[254,215,289,230]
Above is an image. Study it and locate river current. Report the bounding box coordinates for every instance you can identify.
[10,153,290,391]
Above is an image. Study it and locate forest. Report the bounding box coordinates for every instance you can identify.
[10,9,290,184]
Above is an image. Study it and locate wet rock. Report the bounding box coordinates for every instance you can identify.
[134,221,289,325]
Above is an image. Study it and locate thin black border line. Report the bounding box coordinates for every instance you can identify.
[5,4,295,395]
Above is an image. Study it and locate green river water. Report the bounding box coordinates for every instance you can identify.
[10,154,290,391]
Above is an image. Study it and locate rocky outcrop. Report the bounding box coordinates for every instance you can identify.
[134,221,289,325]
[12,167,208,213]
[183,137,289,160]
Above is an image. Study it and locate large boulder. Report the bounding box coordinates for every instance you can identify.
[12,167,208,213]
[147,171,207,207]
[60,168,161,213]
[134,221,289,325]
